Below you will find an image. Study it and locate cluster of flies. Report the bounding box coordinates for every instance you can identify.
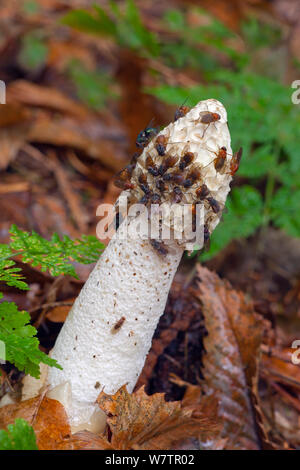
[114,104,242,255]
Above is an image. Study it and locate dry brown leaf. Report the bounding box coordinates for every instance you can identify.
[261,346,300,390]
[0,128,27,170]
[56,431,110,450]
[46,303,73,323]
[0,103,29,128]
[48,151,89,233]
[0,394,70,450]
[0,103,30,170]
[169,374,222,449]
[196,265,272,450]
[28,114,125,172]
[8,80,88,119]
[0,103,31,170]
[96,385,220,450]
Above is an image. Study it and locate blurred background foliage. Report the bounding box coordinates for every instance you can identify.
[2,0,300,260]
[57,0,300,259]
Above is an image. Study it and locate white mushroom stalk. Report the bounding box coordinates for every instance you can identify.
[26,99,236,432]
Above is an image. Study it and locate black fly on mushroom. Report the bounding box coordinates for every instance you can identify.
[113,101,242,256]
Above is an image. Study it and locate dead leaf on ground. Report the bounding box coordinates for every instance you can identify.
[56,430,109,450]
[169,374,222,449]
[95,385,220,450]
[261,346,300,391]
[0,394,70,450]
[13,383,219,451]
[0,103,29,127]
[196,265,273,450]
[28,113,125,171]
[8,80,88,119]
[48,151,89,233]
[0,103,31,170]
[0,127,29,171]
[46,301,74,323]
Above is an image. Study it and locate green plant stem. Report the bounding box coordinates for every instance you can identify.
[0,251,24,263]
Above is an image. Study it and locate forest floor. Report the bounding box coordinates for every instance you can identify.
[1,0,300,450]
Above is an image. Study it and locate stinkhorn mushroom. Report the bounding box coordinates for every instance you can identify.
[23,99,239,432]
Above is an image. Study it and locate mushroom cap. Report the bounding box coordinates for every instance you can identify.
[119,99,233,251]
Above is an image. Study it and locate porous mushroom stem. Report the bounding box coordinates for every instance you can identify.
[45,98,234,430]
[48,217,183,428]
